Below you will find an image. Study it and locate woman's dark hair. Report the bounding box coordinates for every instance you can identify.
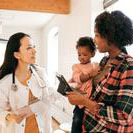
[95,10,133,49]
[0,32,30,80]
[76,37,96,53]
[120,47,128,54]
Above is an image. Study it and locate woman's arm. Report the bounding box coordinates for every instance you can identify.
[67,62,133,126]
[5,113,26,124]
[0,88,26,125]
[31,66,63,108]
[97,63,133,125]
[67,91,100,115]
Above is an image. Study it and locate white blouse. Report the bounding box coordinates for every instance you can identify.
[0,66,61,133]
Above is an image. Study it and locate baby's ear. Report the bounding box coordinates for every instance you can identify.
[91,51,95,57]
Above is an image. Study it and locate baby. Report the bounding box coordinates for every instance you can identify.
[69,37,99,133]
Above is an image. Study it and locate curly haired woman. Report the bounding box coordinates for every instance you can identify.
[67,10,133,132]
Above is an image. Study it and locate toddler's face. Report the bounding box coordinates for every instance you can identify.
[77,46,93,64]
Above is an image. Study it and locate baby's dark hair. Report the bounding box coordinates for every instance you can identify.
[76,37,96,53]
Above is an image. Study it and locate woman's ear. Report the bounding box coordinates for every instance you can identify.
[14,52,20,59]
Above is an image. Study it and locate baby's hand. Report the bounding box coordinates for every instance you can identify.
[91,63,100,77]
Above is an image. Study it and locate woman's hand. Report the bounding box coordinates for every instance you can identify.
[67,91,86,105]
[16,105,33,118]
[67,91,100,115]
[85,100,100,115]
[6,113,26,124]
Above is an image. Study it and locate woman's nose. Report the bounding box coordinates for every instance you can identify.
[32,47,36,54]
[93,38,96,44]
[93,38,97,47]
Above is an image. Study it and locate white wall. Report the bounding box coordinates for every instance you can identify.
[91,0,105,62]
[0,0,104,125]
[1,0,104,80]
[41,0,103,80]
[1,26,42,65]
[40,1,104,123]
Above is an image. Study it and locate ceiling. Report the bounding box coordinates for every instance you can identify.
[0,9,54,29]
[0,0,70,14]
[0,0,69,29]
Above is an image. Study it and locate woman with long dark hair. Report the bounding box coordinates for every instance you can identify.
[0,32,60,133]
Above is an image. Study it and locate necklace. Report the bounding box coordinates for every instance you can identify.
[15,70,31,84]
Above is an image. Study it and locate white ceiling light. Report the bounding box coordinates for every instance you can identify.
[103,0,118,9]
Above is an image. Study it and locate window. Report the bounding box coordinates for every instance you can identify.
[47,27,59,86]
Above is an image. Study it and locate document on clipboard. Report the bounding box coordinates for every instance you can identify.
[56,73,73,96]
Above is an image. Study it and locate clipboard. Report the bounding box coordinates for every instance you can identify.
[56,73,73,96]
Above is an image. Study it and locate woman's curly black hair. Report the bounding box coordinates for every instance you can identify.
[95,10,133,48]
